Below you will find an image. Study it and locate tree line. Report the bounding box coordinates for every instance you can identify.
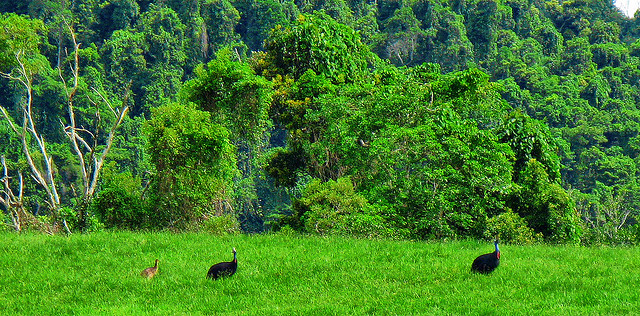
[0,0,639,244]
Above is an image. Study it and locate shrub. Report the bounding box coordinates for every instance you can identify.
[283,177,393,238]
[581,223,639,246]
[196,215,241,235]
[514,159,583,244]
[484,210,542,245]
[0,212,12,232]
[91,168,151,230]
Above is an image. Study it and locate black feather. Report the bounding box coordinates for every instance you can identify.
[207,247,237,280]
[471,239,500,274]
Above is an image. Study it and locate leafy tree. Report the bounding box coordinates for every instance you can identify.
[380,6,427,66]
[497,110,562,183]
[95,0,139,41]
[296,0,353,24]
[235,0,298,51]
[101,4,186,117]
[264,11,374,83]
[465,0,511,61]
[422,5,474,72]
[591,42,627,68]
[183,48,272,146]
[589,19,621,44]
[182,48,273,229]
[514,159,582,243]
[558,37,594,75]
[100,29,147,115]
[201,0,241,53]
[294,65,515,239]
[353,2,380,48]
[144,102,237,228]
[484,209,543,245]
[91,163,148,229]
[135,4,186,111]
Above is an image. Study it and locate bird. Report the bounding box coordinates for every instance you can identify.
[207,247,237,280]
[140,259,159,279]
[471,238,500,274]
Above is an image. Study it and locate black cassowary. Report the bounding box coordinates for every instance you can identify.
[207,247,237,280]
[471,239,500,274]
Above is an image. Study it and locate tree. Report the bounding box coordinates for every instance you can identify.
[281,176,389,237]
[0,17,129,233]
[264,11,374,83]
[100,4,186,117]
[465,0,511,61]
[514,159,582,243]
[135,4,187,111]
[201,0,241,53]
[557,37,594,75]
[381,6,427,66]
[144,102,237,228]
[422,5,474,72]
[280,64,515,239]
[94,0,139,41]
[235,0,299,51]
[497,110,562,183]
[182,48,273,229]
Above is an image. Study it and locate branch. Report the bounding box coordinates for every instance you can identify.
[87,104,129,198]
[19,68,60,209]
[0,106,20,134]
[61,20,90,198]
[91,87,117,117]
[0,46,61,216]
[617,209,632,230]
[61,122,94,152]
[1,156,26,231]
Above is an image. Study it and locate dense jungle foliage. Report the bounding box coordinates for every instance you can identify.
[1,0,639,244]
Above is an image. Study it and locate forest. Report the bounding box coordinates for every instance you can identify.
[0,0,639,245]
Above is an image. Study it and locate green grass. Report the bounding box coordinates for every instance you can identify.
[0,232,639,315]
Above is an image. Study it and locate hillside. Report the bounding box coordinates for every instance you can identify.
[0,0,639,244]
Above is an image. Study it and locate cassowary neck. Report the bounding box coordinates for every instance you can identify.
[494,242,500,258]
[233,252,237,263]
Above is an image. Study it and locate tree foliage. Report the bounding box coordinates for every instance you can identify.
[144,102,237,228]
[2,0,640,243]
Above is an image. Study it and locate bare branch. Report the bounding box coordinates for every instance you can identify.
[61,20,90,202]
[0,106,20,134]
[1,156,27,231]
[91,87,118,117]
[1,20,130,233]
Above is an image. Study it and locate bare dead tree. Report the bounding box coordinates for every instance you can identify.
[386,33,420,66]
[1,156,26,231]
[0,51,63,234]
[58,23,130,231]
[0,21,129,233]
[577,189,635,243]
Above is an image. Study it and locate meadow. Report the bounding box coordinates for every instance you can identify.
[0,231,639,315]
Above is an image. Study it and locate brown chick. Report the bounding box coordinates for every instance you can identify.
[141,259,159,279]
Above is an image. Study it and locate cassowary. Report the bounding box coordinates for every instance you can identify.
[207,247,237,280]
[471,239,500,274]
[141,259,159,279]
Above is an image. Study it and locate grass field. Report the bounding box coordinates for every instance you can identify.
[0,231,639,315]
